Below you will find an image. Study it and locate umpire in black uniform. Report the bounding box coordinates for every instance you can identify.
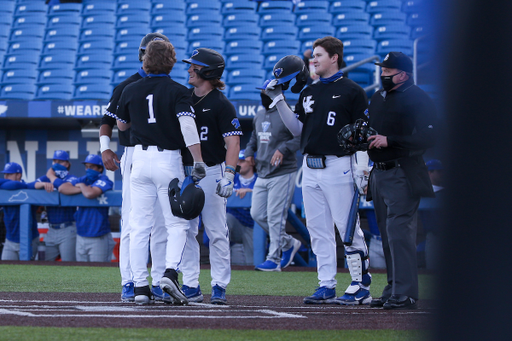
[366,52,437,310]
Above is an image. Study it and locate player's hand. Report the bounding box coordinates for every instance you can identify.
[41,182,54,193]
[264,79,284,101]
[245,156,255,167]
[216,172,235,198]
[353,169,369,195]
[270,150,284,167]
[235,187,252,199]
[368,135,388,149]
[192,162,206,182]
[102,149,120,171]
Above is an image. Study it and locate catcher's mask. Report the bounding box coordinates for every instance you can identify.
[338,119,378,153]
[168,176,205,220]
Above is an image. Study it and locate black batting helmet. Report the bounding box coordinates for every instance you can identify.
[168,176,205,220]
[182,48,225,80]
[337,119,378,153]
[139,32,170,62]
[272,55,308,93]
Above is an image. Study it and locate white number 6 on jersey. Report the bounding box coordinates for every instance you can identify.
[327,111,336,126]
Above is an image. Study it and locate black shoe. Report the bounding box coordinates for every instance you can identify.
[133,285,155,305]
[383,295,417,310]
[370,296,389,308]
[160,268,188,306]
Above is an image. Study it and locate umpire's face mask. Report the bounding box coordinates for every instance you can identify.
[380,71,405,92]
[260,92,273,111]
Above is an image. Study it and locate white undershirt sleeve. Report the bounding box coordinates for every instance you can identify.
[178,115,200,147]
[276,100,303,136]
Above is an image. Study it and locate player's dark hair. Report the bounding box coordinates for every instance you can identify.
[209,78,225,90]
[313,36,344,69]
[143,40,176,75]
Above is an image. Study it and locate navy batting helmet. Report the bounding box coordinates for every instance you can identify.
[168,176,205,220]
[182,48,225,80]
[272,55,308,93]
[139,32,170,62]
[338,119,378,153]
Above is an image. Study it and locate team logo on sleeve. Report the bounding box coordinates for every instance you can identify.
[231,118,241,129]
[303,95,314,114]
[364,109,369,118]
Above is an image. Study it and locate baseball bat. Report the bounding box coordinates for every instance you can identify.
[343,186,360,246]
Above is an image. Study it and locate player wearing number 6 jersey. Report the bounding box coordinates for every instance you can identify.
[113,40,206,305]
[180,48,242,305]
[265,36,372,305]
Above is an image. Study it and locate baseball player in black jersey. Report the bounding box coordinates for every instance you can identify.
[265,36,372,305]
[179,48,242,305]
[112,40,206,305]
[100,33,171,303]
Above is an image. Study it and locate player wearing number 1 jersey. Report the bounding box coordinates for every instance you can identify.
[265,36,372,305]
[180,48,241,305]
[113,40,206,305]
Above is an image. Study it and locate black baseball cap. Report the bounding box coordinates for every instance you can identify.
[375,52,413,73]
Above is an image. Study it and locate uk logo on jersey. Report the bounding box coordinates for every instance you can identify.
[231,118,241,129]
[262,121,270,132]
[303,95,314,114]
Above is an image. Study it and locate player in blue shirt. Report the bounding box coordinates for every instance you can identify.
[34,150,78,261]
[0,162,39,260]
[59,155,114,262]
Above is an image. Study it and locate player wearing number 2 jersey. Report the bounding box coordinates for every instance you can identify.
[113,40,206,305]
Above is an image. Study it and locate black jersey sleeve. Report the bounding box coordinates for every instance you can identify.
[114,86,131,124]
[100,114,116,128]
[175,87,195,119]
[351,86,369,123]
[218,99,242,137]
[295,90,306,123]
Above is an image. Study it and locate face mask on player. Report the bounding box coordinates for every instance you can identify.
[52,163,68,179]
[85,169,101,183]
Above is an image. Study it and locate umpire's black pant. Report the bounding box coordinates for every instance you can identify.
[370,166,420,300]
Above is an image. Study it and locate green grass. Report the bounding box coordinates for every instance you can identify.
[0,327,428,341]
[0,264,434,299]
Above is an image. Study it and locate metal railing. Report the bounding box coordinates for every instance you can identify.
[341,55,382,93]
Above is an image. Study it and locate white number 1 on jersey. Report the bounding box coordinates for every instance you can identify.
[146,94,156,124]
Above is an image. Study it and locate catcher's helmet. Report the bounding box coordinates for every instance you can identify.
[272,55,308,93]
[139,32,170,62]
[182,48,225,80]
[337,119,378,153]
[168,176,205,220]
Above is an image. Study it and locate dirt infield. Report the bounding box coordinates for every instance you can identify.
[0,292,432,330]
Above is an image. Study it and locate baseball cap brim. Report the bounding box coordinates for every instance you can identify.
[274,70,300,85]
[182,58,209,67]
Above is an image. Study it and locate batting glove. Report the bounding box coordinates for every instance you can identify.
[353,168,369,195]
[216,172,235,198]
[192,162,206,182]
[264,79,284,108]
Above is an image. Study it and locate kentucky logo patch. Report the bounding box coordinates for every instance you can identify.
[274,68,283,78]
[192,50,199,57]
[231,118,241,129]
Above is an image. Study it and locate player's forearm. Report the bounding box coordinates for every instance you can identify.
[224,135,240,170]
[276,100,303,136]
[99,124,113,139]
[187,144,203,163]
[80,185,103,199]
[58,182,81,195]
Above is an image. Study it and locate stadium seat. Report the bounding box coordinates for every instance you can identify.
[0,83,36,100]
[47,15,82,29]
[296,12,333,27]
[376,39,413,58]
[80,27,115,42]
[116,13,151,29]
[370,11,407,26]
[261,26,298,42]
[224,25,260,42]
[12,15,46,29]
[44,25,80,41]
[111,69,132,85]
[332,12,370,26]
[9,27,45,42]
[151,1,186,15]
[330,1,366,14]
[78,40,114,56]
[294,1,329,13]
[1,1,15,14]
[335,24,373,40]
[116,2,151,15]
[1,69,37,84]
[73,83,112,101]
[223,13,259,28]
[407,12,430,28]
[342,39,377,55]
[259,13,295,27]
[39,53,76,70]
[75,69,112,84]
[81,15,115,29]
[37,69,74,84]
[35,84,73,100]
[263,54,288,70]
[82,2,116,16]
[115,27,149,42]
[224,40,262,56]
[258,1,294,13]
[186,14,223,27]
[188,40,224,54]
[226,54,263,71]
[151,13,186,27]
[186,0,221,15]
[366,0,402,14]
[411,26,430,40]
[3,53,39,70]
[187,26,224,41]
[47,3,82,16]
[14,3,47,17]
[262,40,300,56]
[111,54,139,71]
[344,53,378,65]
[229,84,261,101]
[298,25,335,41]
[373,24,411,41]
[8,40,43,55]
[402,0,425,13]
[221,1,257,14]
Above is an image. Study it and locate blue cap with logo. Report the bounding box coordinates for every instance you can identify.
[53,150,70,161]
[1,162,22,174]
[426,159,443,171]
[82,154,104,167]
[239,149,246,160]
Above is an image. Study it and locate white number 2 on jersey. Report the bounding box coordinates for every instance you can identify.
[146,94,156,124]
[327,111,336,126]
[200,126,208,141]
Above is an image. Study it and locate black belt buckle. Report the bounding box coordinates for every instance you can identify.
[306,155,326,169]
[375,160,399,170]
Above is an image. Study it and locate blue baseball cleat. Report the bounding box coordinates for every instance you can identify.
[121,282,135,302]
[211,285,227,305]
[280,239,301,269]
[255,260,281,272]
[303,286,336,304]
[182,285,204,303]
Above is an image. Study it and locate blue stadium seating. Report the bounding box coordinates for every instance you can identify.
[376,39,413,57]
[296,12,332,27]
[75,69,112,84]
[116,13,151,29]
[298,25,335,41]
[44,25,80,41]
[111,54,139,71]
[80,27,115,42]
[342,39,377,55]
[407,12,430,28]
[186,14,223,27]
[261,26,298,42]
[12,15,47,29]
[37,69,74,84]
[9,26,45,42]
[150,26,187,40]
[262,40,300,56]
[224,25,261,42]
[335,24,373,40]
[188,26,224,41]
[0,83,36,100]
[259,13,295,27]
[294,1,330,13]
[229,84,261,101]
[226,54,263,71]
[258,1,294,14]
[151,1,186,15]
[373,24,411,41]
[111,69,132,85]
[3,54,39,70]
[78,40,114,56]
[82,15,115,28]
[188,39,224,54]
[14,3,47,17]
[8,40,43,55]
[366,0,402,14]
[47,3,82,17]
[117,2,151,15]
[225,40,262,56]
[221,1,257,14]
[39,53,75,70]
[1,69,37,84]
[151,12,186,26]
[332,12,370,26]
[227,69,266,86]
[116,27,148,42]
[186,0,221,15]
[74,83,112,101]
[47,15,82,29]
[35,84,73,100]
[82,2,116,16]
[330,1,366,14]
[223,13,259,27]
[370,11,407,26]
